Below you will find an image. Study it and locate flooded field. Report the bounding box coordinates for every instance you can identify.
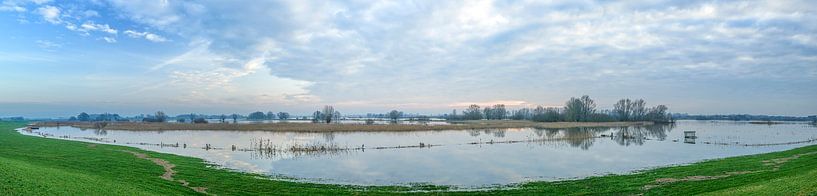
[20,120,817,187]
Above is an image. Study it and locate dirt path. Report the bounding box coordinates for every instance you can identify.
[642,151,817,191]
[123,150,211,195]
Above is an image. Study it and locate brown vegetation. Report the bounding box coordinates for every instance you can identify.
[35,120,653,132]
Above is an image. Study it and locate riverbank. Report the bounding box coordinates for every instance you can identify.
[3,120,817,195]
[34,120,653,132]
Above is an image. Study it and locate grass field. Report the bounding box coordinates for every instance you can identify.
[3,121,817,195]
[35,120,652,132]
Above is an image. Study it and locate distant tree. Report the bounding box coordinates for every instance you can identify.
[321,105,336,123]
[220,114,227,123]
[512,108,531,120]
[587,113,615,122]
[564,95,596,122]
[155,111,167,122]
[193,118,208,124]
[613,99,633,121]
[333,111,342,123]
[277,112,290,120]
[78,112,91,122]
[312,111,323,123]
[95,113,110,121]
[231,114,239,123]
[645,105,670,122]
[532,106,562,122]
[463,104,482,120]
[492,104,507,120]
[266,111,276,120]
[69,116,78,121]
[631,99,646,121]
[387,110,403,121]
[248,111,266,120]
[449,109,459,120]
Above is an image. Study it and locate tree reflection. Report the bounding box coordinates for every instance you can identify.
[93,129,108,136]
[611,124,673,147]
[528,124,674,150]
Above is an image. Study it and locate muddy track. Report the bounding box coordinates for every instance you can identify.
[123,150,211,195]
[642,151,817,191]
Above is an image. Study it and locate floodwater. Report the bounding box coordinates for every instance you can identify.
[19,120,817,187]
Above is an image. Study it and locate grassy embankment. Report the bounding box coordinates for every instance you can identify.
[36,120,653,132]
[3,120,817,195]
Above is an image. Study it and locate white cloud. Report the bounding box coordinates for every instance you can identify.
[144,33,167,42]
[36,5,60,24]
[101,37,116,43]
[35,40,61,49]
[124,30,168,42]
[30,0,52,5]
[0,1,26,12]
[82,10,99,17]
[106,0,184,27]
[37,0,816,113]
[143,39,317,106]
[79,21,117,34]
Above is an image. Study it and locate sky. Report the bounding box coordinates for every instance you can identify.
[1,0,816,118]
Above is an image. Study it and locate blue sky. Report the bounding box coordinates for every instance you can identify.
[1,0,816,118]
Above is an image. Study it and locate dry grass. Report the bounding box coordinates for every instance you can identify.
[35,120,652,132]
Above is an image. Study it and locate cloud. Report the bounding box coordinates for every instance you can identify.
[0,1,26,12]
[36,5,60,24]
[94,0,817,112]
[101,37,116,43]
[124,30,168,42]
[30,0,52,5]
[79,21,117,34]
[145,39,318,106]
[35,40,61,49]
[82,10,99,17]
[7,0,816,115]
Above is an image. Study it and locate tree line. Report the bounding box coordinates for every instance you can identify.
[246,111,291,121]
[447,95,672,123]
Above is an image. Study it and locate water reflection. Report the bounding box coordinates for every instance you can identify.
[246,124,676,157]
[20,121,817,186]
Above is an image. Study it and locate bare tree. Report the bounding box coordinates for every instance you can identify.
[387,110,403,121]
[322,105,335,123]
[564,95,596,122]
[632,99,646,121]
[464,104,482,120]
[312,111,322,123]
[613,99,633,121]
[155,111,167,122]
[492,104,507,120]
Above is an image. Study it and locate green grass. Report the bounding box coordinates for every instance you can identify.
[2,121,817,195]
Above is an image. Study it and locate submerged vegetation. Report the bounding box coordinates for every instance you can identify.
[3,121,817,195]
